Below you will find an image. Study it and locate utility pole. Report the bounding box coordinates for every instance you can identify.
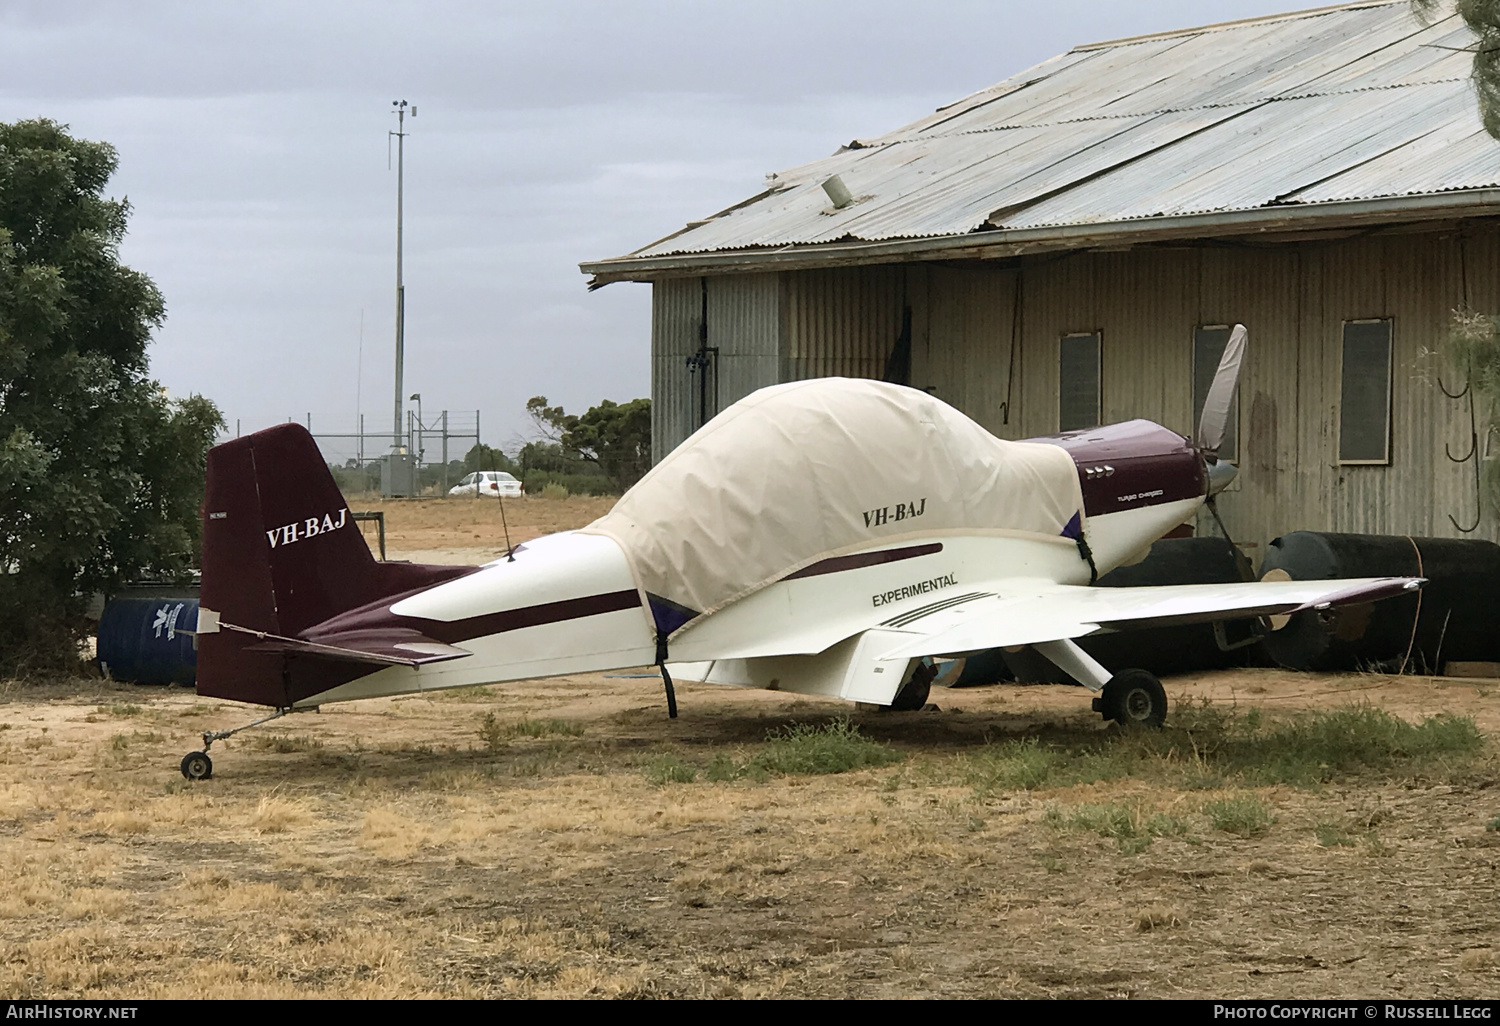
[390,99,415,449]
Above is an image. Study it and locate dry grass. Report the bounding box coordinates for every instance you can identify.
[1458,949,1496,972]
[2,543,1499,999]
[352,494,617,561]
[1133,905,1186,932]
[249,794,311,834]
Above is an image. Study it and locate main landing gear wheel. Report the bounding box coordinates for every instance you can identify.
[1092,669,1168,728]
[888,661,936,712]
[180,751,213,780]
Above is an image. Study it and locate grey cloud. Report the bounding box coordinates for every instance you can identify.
[1,0,1308,450]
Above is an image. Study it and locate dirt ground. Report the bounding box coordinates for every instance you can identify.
[0,497,1496,999]
[348,494,616,566]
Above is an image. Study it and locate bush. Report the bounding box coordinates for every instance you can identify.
[520,471,617,497]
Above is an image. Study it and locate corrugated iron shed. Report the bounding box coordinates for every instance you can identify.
[583,1,1500,283]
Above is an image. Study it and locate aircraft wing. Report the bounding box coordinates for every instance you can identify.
[873,576,1423,660]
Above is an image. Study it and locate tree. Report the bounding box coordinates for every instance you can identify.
[462,442,519,477]
[1412,4,1500,517]
[525,395,651,491]
[0,119,223,674]
[1414,2,1500,135]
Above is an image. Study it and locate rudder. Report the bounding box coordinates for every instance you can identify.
[197,424,468,706]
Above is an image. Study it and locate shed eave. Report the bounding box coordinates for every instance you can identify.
[581,189,1500,285]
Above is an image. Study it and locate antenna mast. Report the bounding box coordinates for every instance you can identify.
[390,99,415,448]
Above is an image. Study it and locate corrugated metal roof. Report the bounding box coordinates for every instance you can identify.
[591,1,1500,272]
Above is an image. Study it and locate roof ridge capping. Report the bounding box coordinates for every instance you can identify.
[1073,0,1409,52]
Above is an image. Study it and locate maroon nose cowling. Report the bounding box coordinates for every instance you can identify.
[1024,420,1207,518]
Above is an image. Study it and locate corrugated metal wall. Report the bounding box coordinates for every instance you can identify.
[963,225,1498,557]
[650,273,783,460]
[909,265,1019,437]
[781,267,903,381]
[995,228,1497,556]
[649,277,701,464]
[647,221,1500,560]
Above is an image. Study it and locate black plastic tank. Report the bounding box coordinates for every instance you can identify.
[950,648,1015,687]
[96,595,199,685]
[1258,532,1500,672]
[986,536,1256,685]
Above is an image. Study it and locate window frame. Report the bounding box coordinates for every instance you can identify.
[1337,317,1394,466]
[1058,330,1102,432]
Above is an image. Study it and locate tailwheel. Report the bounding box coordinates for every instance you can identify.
[888,660,936,712]
[176,706,296,778]
[1093,669,1167,728]
[180,750,213,780]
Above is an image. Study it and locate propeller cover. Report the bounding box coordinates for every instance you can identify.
[1196,324,1247,454]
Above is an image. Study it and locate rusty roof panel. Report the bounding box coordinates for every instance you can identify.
[601,2,1500,269]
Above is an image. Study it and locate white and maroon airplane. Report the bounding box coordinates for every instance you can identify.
[181,326,1420,778]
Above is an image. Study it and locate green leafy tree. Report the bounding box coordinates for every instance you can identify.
[1411,4,1500,518]
[525,395,651,491]
[462,442,520,476]
[0,119,223,674]
[1414,1,1500,135]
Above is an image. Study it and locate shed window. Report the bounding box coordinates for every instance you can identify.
[1059,331,1101,431]
[1192,325,1239,462]
[1338,319,1393,464]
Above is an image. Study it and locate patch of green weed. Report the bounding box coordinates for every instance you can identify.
[1234,707,1482,785]
[480,713,583,750]
[109,729,162,751]
[704,752,745,783]
[749,719,902,776]
[254,734,323,754]
[962,737,1065,792]
[1315,821,1358,847]
[1204,794,1274,837]
[642,754,697,785]
[964,702,1483,794]
[1036,853,1065,874]
[436,686,494,702]
[1046,801,1190,855]
[97,704,143,717]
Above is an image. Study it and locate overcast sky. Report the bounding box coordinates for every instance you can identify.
[1,0,1324,460]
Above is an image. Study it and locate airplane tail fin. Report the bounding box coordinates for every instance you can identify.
[196,424,470,705]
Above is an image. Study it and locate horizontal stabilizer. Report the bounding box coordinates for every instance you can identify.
[229,623,473,668]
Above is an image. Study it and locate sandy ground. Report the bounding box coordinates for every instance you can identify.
[0,497,1496,999]
[347,494,615,566]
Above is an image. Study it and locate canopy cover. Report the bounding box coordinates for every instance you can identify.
[582,378,1085,635]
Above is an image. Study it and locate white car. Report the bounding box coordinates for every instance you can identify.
[448,471,522,497]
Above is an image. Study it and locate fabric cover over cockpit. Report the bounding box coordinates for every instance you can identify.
[581,378,1085,635]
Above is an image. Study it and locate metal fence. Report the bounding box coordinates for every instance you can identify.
[306,410,482,495]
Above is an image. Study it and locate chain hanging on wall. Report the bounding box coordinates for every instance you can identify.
[1438,365,1482,534]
